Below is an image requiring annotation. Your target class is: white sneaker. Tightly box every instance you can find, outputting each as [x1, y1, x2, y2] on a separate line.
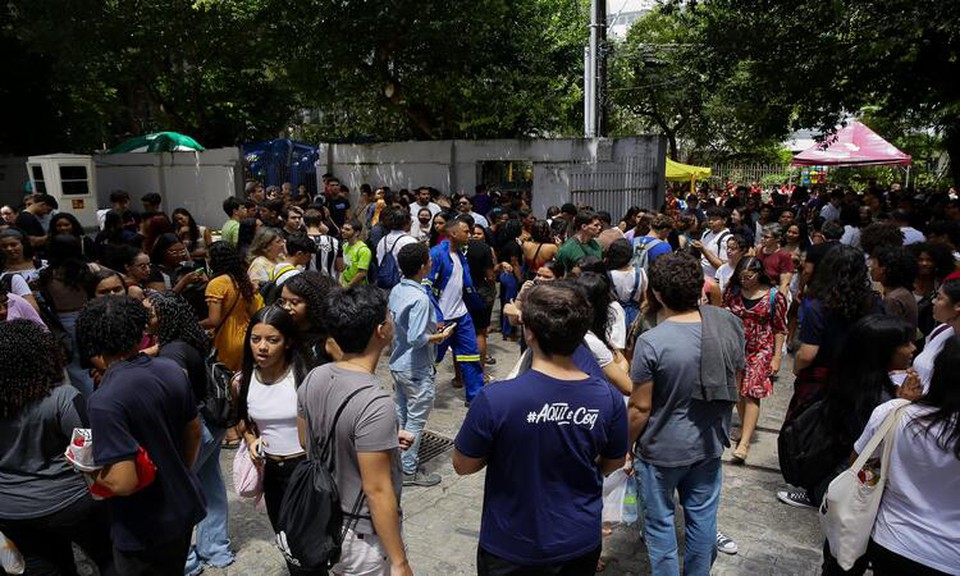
[716, 531, 738, 555]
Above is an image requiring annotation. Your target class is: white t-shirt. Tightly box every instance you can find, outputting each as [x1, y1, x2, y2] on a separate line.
[854, 400, 960, 573]
[0, 272, 32, 298]
[840, 225, 861, 248]
[700, 228, 730, 279]
[376, 231, 418, 265]
[715, 262, 735, 294]
[583, 331, 614, 368]
[608, 266, 647, 305]
[438, 254, 468, 320]
[246, 368, 303, 457]
[409, 202, 441, 239]
[607, 303, 627, 351]
[900, 226, 925, 246]
[913, 324, 954, 393]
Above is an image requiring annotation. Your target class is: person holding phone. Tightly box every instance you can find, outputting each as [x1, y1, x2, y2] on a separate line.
[389, 243, 455, 486]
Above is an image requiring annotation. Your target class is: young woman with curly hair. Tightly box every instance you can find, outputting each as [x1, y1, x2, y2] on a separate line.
[202, 241, 263, 373]
[778, 245, 880, 508]
[0, 319, 114, 575]
[277, 270, 338, 369]
[145, 292, 235, 574]
[76, 296, 205, 574]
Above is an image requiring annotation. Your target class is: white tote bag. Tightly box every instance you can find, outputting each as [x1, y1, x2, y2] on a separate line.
[819, 399, 909, 570]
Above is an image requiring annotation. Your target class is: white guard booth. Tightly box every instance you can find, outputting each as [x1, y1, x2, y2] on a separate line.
[25, 154, 99, 229]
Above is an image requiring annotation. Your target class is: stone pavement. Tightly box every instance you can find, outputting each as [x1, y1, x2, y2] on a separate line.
[201, 335, 824, 576]
[76, 332, 823, 575]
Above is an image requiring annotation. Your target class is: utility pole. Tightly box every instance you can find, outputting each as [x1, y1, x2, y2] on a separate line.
[584, 0, 607, 137]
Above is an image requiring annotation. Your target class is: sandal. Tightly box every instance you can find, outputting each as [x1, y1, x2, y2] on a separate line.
[730, 448, 748, 465]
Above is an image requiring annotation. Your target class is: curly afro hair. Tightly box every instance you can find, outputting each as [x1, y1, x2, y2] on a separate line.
[809, 244, 874, 322]
[76, 296, 149, 359]
[281, 271, 337, 333]
[0, 319, 67, 418]
[874, 246, 918, 290]
[649, 251, 703, 312]
[208, 241, 255, 299]
[859, 222, 904, 257]
[147, 292, 209, 353]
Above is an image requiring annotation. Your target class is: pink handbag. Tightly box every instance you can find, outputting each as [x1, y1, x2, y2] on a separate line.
[232, 441, 263, 500]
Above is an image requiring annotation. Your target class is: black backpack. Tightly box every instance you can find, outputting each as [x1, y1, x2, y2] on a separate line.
[375, 235, 406, 290]
[777, 399, 840, 490]
[203, 293, 241, 428]
[274, 384, 373, 571]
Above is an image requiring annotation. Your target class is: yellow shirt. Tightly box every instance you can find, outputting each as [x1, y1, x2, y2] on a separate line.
[205, 275, 263, 372]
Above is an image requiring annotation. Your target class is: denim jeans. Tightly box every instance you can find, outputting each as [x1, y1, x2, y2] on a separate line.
[184, 418, 234, 575]
[392, 365, 437, 474]
[58, 311, 94, 398]
[636, 457, 722, 576]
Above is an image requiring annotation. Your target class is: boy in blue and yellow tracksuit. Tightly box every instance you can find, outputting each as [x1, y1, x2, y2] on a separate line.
[425, 236, 484, 404]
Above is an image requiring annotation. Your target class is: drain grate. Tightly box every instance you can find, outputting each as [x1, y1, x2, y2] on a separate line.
[418, 430, 455, 463]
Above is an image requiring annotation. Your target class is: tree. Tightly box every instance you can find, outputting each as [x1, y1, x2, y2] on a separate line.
[608, 5, 789, 163]
[269, 0, 588, 140]
[2, 0, 297, 154]
[697, 0, 960, 185]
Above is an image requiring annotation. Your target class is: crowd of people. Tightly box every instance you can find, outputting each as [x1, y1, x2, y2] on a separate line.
[0, 174, 958, 576]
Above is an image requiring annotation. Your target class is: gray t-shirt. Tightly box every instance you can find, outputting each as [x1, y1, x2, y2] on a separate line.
[630, 321, 731, 467]
[297, 364, 402, 534]
[0, 384, 89, 518]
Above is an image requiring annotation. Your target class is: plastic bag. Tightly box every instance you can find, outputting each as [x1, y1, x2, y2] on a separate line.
[0, 531, 25, 575]
[233, 441, 264, 500]
[602, 469, 628, 523]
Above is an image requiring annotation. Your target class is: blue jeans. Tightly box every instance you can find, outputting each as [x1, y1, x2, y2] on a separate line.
[184, 418, 234, 575]
[636, 457, 722, 576]
[58, 311, 94, 398]
[392, 365, 437, 474]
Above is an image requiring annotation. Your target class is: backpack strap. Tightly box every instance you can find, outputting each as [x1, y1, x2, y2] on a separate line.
[317, 385, 376, 466]
[627, 264, 641, 303]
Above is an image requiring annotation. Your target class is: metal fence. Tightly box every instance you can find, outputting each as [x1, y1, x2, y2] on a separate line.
[569, 155, 661, 217]
[710, 163, 795, 185]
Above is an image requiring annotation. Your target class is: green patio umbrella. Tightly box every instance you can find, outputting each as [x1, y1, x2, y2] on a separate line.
[107, 131, 205, 154]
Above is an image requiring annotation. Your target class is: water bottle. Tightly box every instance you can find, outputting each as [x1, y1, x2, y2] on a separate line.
[622, 476, 639, 525]
[0, 530, 25, 575]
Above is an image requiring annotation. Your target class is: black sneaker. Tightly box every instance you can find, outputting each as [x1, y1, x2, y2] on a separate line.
[777, 489, 815, 508]
[403, 470, 441, 487]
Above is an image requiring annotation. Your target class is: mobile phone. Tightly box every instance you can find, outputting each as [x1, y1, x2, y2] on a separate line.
[444, 322, 457, 332]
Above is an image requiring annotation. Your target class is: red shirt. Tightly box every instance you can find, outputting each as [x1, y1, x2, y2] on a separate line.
[756, 248, 795, 284]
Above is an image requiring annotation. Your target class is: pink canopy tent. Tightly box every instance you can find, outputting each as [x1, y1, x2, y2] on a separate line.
[791, 121, 911, 167]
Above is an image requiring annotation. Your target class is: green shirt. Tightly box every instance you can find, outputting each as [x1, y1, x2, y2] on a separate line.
[221, 219, 240, 246]
[341, 241, 372, 286]
[556, 236, 601, 273]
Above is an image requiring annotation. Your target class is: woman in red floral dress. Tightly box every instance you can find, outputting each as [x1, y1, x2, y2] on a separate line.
[722, 256, 788, 463]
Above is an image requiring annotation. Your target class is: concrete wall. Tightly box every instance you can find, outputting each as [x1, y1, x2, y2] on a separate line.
[0, 156, 29, 208]
[94, 147, 242, 230]
[318, 137, 665, 218]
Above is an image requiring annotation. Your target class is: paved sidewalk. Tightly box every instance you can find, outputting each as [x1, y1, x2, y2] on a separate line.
[77, 334, 823, 575]
[203, 337, 823, 575]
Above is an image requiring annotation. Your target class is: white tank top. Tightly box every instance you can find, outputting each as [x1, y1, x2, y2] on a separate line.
[246, 367, 303, 457]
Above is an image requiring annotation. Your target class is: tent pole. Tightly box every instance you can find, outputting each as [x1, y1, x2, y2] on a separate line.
[905, 166, 911, 189]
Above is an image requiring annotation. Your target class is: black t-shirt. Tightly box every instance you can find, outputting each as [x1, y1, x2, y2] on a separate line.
[87, 354, 206, 551]
[329, 196, 351, 227]
[466, 239, 494, 288]
[159, 340, 206, 404]
[15, 212, 45, 238]
[804, 241, 840, 268]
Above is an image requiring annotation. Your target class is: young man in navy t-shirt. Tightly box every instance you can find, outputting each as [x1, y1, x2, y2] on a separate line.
[454, 281, 628, 574]
[77, 296, 205, 575]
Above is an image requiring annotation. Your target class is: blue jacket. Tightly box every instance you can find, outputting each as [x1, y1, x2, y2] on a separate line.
[425, 240, 482, 320]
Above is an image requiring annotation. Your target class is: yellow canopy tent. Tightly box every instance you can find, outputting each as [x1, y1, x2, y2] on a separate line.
[665, 158, 712, 194]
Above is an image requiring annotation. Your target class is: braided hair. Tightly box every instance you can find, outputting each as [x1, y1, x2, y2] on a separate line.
[0, 319, 67, 418]
[208, 241, 255, 299]
[147, 292, 209, 353]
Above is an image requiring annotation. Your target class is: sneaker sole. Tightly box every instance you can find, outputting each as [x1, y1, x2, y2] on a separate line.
[776, 493, 814, 508]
